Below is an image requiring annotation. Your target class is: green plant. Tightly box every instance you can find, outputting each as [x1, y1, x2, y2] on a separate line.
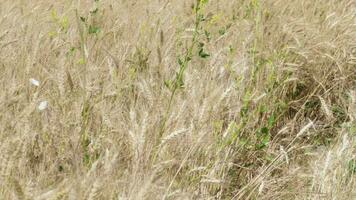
[159, 0, 209, 140]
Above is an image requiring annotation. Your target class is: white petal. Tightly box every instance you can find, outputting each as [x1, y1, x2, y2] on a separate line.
[30, 78, 40, 86]
[38, 101, 48, 111]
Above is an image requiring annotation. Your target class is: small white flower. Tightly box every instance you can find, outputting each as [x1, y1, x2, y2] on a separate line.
[30, 78, 40, 86]
[38, 101, 48, 111]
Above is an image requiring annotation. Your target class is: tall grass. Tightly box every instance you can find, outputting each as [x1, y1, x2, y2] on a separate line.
[0, 0, 355, 199]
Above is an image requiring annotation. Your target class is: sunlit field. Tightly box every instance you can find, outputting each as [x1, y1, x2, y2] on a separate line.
[0, 0, 355, 199]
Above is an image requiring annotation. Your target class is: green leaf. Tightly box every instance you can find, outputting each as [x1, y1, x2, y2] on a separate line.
[60, 17, 69, 30]
[186, 55, 192, 62]
[204, 30, 211, 41]
[177, 57, 183, 66]
[268, 114, 275, 128]
[88, 25, 100, 34]
[260, 127, 269, 135]
[198, 48, 210, 58]
[240, 107, 248, 117]
[198, 14, 205, 21]
[256, 134, 270, 150]
[198, 43, 210, 58]
[349, 159, 356, 173]
[175, 73, 184, 88]
[200, 0, 208, 4]
[83, 153, 91, 165]
[164, 80, 173, 90]
[50, 9, 58, 22]
[90, 8, 99, 14]
[218, 28, 226, 35]
[262, 134, 270, 144]
[77, 58, 85, 64]
[229, 45, 234, 53]
[66, 47, 76, 57]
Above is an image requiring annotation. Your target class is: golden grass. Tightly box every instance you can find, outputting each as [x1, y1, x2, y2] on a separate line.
[0, 0, 355, 199]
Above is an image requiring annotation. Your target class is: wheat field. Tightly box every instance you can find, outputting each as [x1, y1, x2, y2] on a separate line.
[0, 0, 355, 199]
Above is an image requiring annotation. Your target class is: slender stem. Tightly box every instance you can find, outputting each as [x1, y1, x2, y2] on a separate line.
[75, 9, 87, 89]
[153, 1, 204, 163]
[158, 0, 202, 139]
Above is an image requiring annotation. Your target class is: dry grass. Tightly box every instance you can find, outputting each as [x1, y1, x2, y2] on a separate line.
[0, 0, 355, 199]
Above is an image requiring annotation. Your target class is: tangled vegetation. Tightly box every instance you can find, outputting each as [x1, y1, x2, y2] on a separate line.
[0, 0, 355, 199]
